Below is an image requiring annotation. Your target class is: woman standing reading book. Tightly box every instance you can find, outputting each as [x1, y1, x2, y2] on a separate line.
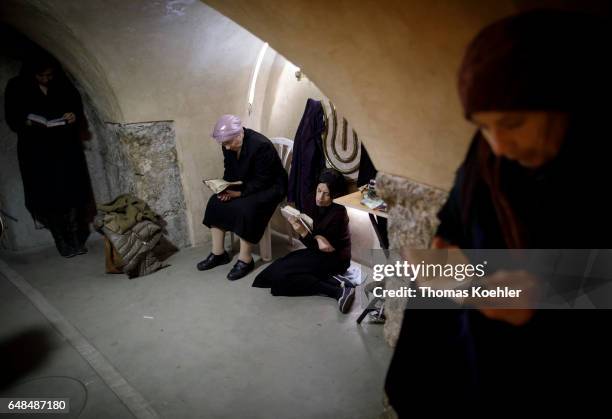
[253, 169, 355, 314]
[4, 52, 93, 257]
[199, 114, 287, 280]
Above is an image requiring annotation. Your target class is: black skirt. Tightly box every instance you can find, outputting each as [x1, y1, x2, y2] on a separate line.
[18, 129, 92, 213]
[252, 248, 347, 296]
[203, 188, 281, 244]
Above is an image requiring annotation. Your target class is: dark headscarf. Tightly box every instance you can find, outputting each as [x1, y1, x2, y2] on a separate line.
[318, 168, 346, 199]
[20, 51, 61, 79]
[458, 9, 610, 118]
[456, 9, 611, 247]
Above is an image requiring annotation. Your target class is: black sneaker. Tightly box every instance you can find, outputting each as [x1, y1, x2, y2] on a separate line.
[333, 276, 355, 289]
[197, 251, 230, 271]
[338, 286, 356, 314]
[227, 259, 255, 281]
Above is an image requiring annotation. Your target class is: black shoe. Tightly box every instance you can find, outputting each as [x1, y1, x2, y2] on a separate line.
[227, 259, 255, 281]
[71, 234, 88, 255]
[197, 251, 231, 271]
[52, 234, 77, 258]
[338, 286, 356, 314]
[64, 228, 90, 256]
[58, 246, 78, 258]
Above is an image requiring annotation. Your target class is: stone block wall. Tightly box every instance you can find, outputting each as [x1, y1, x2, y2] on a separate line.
[375, 172, 448, 347]
[106, 121, 189, 248]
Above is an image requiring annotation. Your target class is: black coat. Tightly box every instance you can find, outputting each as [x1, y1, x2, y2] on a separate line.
[386, 122, 612, 415]
[4, 75, 93, 222]
[203, 128, 287, 243]
[252, 203, 351, 295]
[287, 99, 326, 218]
[300, 203, 351, 266]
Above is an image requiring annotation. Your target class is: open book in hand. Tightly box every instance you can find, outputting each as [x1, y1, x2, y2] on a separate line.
[203, 179, 243, 194]
[281, 205, 313, 234]
[27, 113, 66, 128]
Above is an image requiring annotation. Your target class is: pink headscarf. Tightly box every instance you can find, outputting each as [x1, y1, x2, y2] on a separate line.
[212, 114, 243, 143]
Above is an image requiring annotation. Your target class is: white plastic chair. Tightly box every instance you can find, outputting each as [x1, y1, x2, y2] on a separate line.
[230, 137, 294, 262]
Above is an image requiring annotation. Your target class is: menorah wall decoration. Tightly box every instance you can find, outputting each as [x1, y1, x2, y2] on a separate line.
[321, 101, 361, 177]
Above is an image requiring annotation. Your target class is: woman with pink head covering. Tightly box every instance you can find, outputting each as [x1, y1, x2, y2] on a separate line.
[198, 115, 287, 280]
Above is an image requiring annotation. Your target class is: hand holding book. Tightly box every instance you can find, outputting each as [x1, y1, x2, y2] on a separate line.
[287, 215, 308, 236]
[203, 179, 243, 194]
[218, 189, 241, 202]
[63, 112, 77, 124]
[26, 113, 67, 128]
[281, 205, 313, 235]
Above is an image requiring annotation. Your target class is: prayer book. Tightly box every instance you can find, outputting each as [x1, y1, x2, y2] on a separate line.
[203, 179, 243, 194]
[27, 113, 66, 128]
[281, 205, 313, 234]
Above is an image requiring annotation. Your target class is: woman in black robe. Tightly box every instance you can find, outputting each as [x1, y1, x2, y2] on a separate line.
[199, 114, 287, 280]
[253, 169, 356, 313]
[4, 53, 94, 257]
[385, 10, 612, 416]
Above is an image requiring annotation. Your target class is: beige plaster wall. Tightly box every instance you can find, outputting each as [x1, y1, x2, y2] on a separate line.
[260, 53, 326, 140]
[203, 0, 515, 190]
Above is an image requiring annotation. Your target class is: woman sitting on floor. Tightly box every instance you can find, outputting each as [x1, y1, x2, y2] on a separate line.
[252, 169, 355, 313]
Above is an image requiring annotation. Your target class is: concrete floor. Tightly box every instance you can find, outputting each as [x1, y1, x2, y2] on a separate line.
[0, 235, 391, 419]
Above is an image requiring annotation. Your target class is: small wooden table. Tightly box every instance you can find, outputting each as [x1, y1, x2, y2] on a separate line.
[333, 191, 388, 219]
